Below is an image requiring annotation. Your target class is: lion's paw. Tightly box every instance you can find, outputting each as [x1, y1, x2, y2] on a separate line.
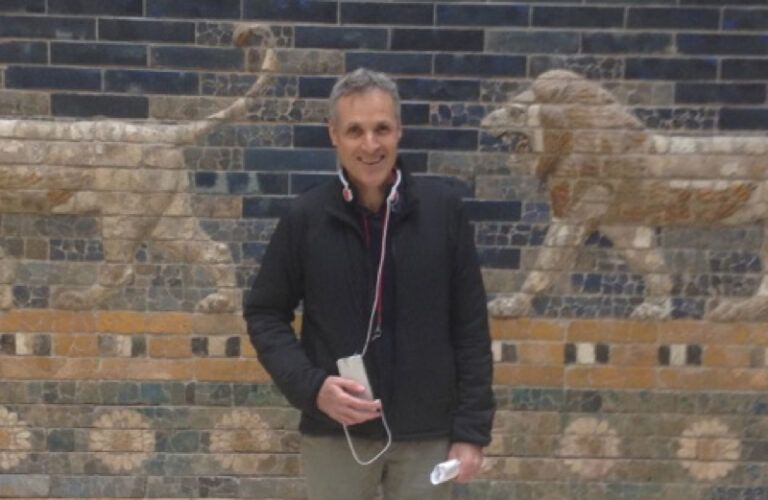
[52, 289, 98, 310]
[196, 292, 237, 314]
[488, 293, 533, 317]
[630, 299, 672, 320]
[706, 297, 768, 322]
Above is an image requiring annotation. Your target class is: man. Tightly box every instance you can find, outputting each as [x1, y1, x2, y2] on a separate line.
[243, 68, 494, 499]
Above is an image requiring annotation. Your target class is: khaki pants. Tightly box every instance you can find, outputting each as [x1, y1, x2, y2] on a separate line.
[301, 435, 452, 500]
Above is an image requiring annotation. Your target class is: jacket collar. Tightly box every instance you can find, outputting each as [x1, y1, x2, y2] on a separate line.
[325, 158, 419, 230]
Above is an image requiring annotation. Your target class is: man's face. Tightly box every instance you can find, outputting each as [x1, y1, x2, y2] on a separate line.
[329, 89, 402, 194]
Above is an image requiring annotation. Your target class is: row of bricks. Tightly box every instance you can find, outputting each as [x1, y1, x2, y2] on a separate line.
[2, 5, 768, 33]
[6, 64, 768, 96]
[1, 330, 764, 369]
[0, 354, 766, 389]
[9, 91, 768, 129]
[1, 330, 766, 380]
[4, 41, 768, 80]
[3, 310, 768, 343]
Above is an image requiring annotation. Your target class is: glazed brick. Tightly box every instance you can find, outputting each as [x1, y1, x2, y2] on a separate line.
[678, 34, 768, 55]
[147, 0, 240, 19]
[12, 285, 49, 308]
[50, 477, 145, 498]
[0, 0, 44, 13]
[581, 33, 673, 54]
[436, 4, 528, 27]
[243, 242, 267, 260]
[293, 125, 331, 148]
[532, 7, 624, 28]
[194, 172, 288, 195]
[401, 103, 430, 126]
[199, 477, 239, 498]
[464, 200, 522, 222]
[400, 128, 478, 151]
[105, 69, 199, 95]
[625, 58, 717, 80]
[51, 42, 146, 67]
[99, 19, 195, 43]
[295, 27, 388, 50]
[0, 15, 94, 40]
[724, 8, 768, 30]
[346, 52, 431, 75]
[298, 77, 334, 99]
[244, 0, 337, 24]
[0, 475, 49, 498]
[47, 428, 75, 452]
[627, 7, 720, 29]
[720, 109, 768, 130]
[676, 83, 766, 104]
[48, 0, 142, 15]
[290, 172, 334, 194]
[50, 239, 103, 262]
[397, 78, 479, 101]
[205, 124, 292, 148]
[478, 247, 521, 269]
[435, 54, 526, 77]
[5, 66, 101, 91]
[155, 430, 206, 452]
[391, 29, 484, 52]
[486, 31, 579, 55]
[52, 93, 149, 118]
[341, 3, 433, 26]
[244, 148, 336, 171]
[400, 152, 428, 172]
[151, 46, 243, 71]
[722, 59, 768, 80]
[242, 196, 294, 218]
[0, 41, 47, 64]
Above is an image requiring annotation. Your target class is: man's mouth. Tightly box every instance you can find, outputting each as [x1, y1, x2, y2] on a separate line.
[358, 156, 385, 165]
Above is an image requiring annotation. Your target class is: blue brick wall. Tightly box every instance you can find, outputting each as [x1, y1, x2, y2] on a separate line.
[0, 0, 766, 319]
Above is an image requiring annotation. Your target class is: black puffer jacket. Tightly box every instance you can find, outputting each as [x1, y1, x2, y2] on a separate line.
[243, 169, 495, 446]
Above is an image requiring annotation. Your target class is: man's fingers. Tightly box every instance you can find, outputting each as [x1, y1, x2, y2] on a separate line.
[332, 376, 366, 395]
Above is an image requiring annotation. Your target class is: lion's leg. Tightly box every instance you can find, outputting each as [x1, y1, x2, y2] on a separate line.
[599, 225, 673, 320]
[489, 184, 613, 317]
[706, 236, 768, 322]
[149, 220, 238, 314]
[489, 220, 593, 317]
[52, 216, 153, 310]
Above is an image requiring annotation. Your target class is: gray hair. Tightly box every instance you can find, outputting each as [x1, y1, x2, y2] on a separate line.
[329, 68, 401, 124]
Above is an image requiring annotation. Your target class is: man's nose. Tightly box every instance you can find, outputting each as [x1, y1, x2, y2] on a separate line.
[362, 132, 380, 150]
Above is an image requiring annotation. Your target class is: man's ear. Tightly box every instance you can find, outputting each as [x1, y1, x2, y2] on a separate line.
[328, 122, 338, 147]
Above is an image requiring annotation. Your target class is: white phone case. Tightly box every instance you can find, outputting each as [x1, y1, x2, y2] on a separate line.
[337, 354, 374, 400]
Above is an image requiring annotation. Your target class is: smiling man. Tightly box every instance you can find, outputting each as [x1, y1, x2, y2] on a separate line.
[244, 68, 495, 499]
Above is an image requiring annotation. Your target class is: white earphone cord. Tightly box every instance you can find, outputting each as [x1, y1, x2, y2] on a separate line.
[342, 169, 401, 466]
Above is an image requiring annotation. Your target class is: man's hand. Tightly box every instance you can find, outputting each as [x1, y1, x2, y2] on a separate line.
[316, 376, 382, 426]
[448, 442, 484, 483]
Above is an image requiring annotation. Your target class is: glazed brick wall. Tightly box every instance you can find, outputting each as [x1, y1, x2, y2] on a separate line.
[1, 1, 768, 499]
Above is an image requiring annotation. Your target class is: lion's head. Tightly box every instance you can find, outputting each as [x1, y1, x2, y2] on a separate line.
[481, 70, 652, 182]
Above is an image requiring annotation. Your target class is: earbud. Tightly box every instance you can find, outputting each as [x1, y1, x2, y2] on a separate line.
[387, 169, 402, 206]
[338, 169, 354, 202]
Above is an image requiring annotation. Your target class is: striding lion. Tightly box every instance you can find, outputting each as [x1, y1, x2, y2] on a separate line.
[0, 24, 278, 313]
[482, 70, 768, 321]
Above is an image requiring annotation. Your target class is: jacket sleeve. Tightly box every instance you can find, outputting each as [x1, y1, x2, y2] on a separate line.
[449, 196, 496, 446]
[242, 206, 327, 415]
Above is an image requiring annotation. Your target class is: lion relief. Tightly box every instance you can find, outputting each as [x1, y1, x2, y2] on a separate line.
[0, 24, 277, 313]
[482, 70, 768, 321]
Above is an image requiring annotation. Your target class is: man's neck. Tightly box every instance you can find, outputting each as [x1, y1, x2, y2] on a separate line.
[358, 186, 387, 212]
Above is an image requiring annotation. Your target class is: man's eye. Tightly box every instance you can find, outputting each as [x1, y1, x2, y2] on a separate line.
[346, 128, 362, 137]
[376, 126, 391, 134]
